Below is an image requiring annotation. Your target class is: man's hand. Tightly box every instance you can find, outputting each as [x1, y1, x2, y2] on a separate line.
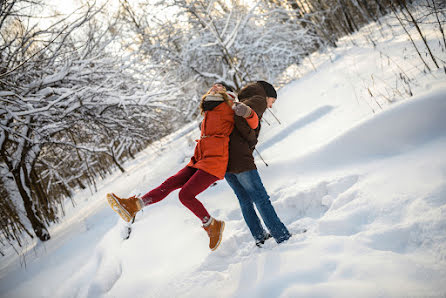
[232, 102, 252, 118]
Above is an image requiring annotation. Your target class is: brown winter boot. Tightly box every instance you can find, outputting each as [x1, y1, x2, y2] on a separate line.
[107, 193, 143, 222]
[203, 218, 225, 251]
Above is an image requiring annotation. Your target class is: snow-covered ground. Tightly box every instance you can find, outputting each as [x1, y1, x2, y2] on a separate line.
[1, 10, 446, 298]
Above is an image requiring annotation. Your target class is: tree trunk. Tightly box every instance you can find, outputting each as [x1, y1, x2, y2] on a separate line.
[13, 168, 50, 241]
[400, 0, 440, 69]
[374, 0, 388, 15]
[339, 0, 358, 34]
[77, 178, 87, 189]
[30, 169, 57, 223]
[127, 148, 135, 159]
[389, 1, 432, 71]
[110, 148, 126, 173]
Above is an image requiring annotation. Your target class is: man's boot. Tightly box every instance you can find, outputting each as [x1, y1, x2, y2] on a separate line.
[256, 232, 272, 247]
[107, 193, 143, 222]
[203, 217, 225, 251]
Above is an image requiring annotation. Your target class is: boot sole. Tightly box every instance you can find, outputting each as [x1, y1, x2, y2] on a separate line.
[211, 221, 225, 251]
[107, 193, 132, 222]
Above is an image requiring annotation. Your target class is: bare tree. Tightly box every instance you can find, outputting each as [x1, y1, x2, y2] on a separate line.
[117, 0, 320, 91]
[0, 0, 184, 248]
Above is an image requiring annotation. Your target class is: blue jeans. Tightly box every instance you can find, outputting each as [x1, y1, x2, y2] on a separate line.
[225, 170, 291, 244]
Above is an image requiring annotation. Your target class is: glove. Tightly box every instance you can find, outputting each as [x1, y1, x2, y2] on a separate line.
[232, 102, 252, 118]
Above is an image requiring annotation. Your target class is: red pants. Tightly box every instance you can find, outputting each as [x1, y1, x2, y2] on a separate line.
[141, 166, 219, 223]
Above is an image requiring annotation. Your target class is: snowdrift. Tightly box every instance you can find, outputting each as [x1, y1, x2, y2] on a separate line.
[276, 86, 446, 173]
[50, 85, 446, 298]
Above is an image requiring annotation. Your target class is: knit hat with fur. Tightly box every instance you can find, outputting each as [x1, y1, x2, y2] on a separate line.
[257, 81, 277, 98]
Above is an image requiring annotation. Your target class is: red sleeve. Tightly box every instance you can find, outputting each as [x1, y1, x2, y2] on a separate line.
[245, 110, 259, 129]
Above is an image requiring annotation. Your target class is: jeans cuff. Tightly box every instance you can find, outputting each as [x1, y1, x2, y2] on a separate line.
[275, 233, 291, 244]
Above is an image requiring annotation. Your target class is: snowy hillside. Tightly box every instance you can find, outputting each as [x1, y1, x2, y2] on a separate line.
[1, 11, 446, 298]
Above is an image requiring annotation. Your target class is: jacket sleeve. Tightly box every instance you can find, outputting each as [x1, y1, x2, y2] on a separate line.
[233, 95, 267, 148]
[245, 110, 258, 129]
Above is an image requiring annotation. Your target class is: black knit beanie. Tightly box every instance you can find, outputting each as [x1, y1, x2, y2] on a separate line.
[257, 81, 277, 98]
[215, 81, 234, 92]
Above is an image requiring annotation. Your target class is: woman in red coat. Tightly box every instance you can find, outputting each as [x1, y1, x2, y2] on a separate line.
[107, 82, 258, 251]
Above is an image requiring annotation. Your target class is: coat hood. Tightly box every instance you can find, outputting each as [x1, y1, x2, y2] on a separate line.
[238, 83, 267, 102]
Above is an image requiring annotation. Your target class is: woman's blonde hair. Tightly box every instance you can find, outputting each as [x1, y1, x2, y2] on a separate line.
[199, 90, 233, 115]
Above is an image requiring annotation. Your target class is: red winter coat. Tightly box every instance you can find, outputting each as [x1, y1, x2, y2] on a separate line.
[188, 100, 235, 179]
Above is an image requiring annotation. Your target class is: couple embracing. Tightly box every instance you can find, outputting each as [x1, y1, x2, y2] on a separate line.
[107, 81, 291, 251]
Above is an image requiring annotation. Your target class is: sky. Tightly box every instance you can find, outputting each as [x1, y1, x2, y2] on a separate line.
[34, 0, 260, 28]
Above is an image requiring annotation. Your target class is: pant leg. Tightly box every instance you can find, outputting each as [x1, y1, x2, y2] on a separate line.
[141, 166, 196, 205]
[237, 169, 291, 243]
[225, 173, 267, 241]
[178, 169, 219, 223]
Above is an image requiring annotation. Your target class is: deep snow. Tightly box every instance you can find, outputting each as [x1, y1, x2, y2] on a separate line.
[1, 9, 446, 298]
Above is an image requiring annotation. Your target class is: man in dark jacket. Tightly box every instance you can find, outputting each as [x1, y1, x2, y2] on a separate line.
[225, 81, 291, 246]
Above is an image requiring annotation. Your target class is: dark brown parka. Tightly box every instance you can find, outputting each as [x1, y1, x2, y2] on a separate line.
[226, 82, 268, 173]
